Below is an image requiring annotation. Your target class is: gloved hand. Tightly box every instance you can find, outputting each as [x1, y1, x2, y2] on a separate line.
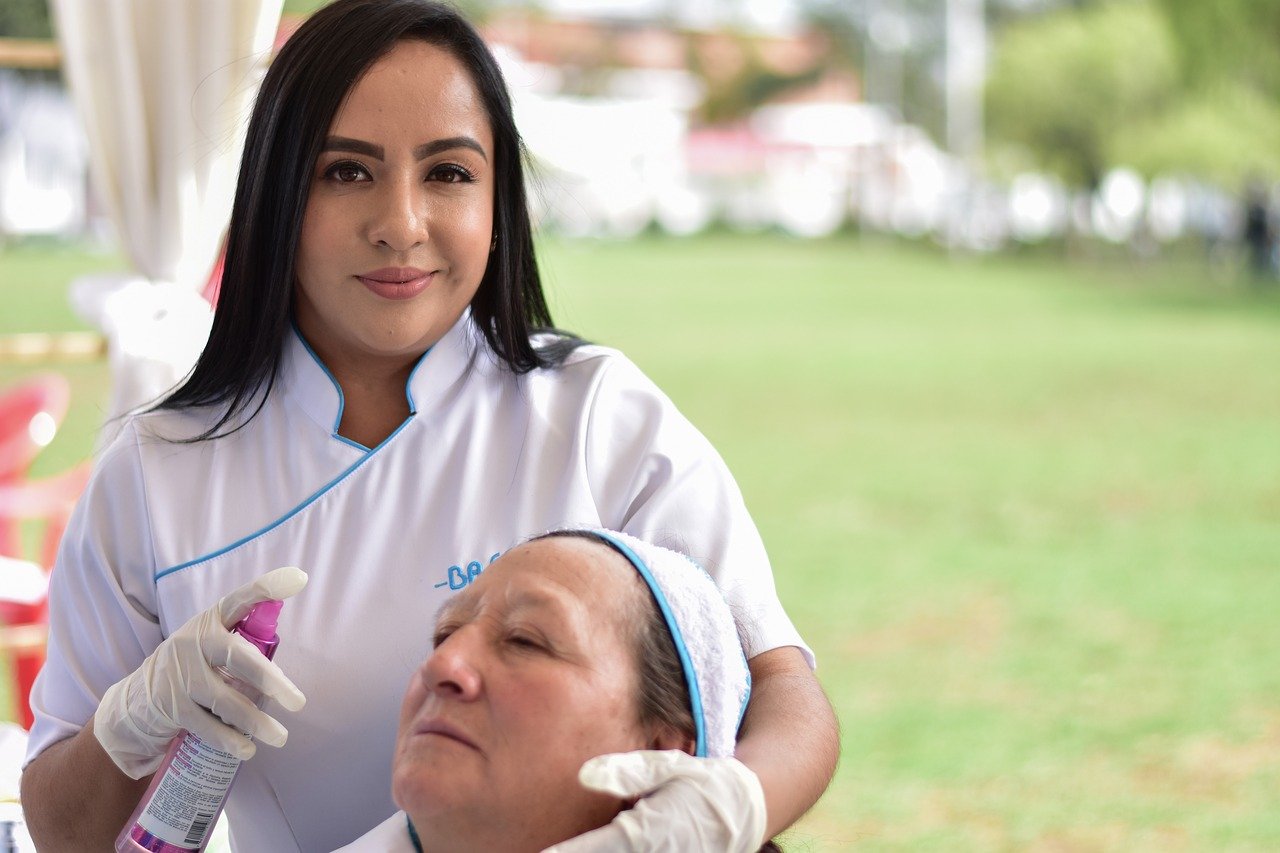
[94, 566, 308, 778]
[543, 750, 767, 853]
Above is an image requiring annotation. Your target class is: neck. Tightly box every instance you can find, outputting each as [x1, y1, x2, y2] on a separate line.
[406, 815, 424, 853]
[297, 337, 420, 447]
[330, 358, 415, 447]
[408, 808, 615, 853]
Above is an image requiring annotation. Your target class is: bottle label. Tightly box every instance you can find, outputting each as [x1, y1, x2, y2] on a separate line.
[135, 734, 241, 849]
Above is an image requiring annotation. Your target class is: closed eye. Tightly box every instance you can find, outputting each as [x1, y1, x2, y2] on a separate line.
[506, 633, 545, 651]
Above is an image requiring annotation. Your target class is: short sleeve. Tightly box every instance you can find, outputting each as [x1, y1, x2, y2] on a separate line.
[24, 420, 164, 767]
[582, 355, 814, 667]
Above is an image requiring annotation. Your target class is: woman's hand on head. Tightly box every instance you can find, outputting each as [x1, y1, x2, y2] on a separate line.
[541, 750, 766, 853]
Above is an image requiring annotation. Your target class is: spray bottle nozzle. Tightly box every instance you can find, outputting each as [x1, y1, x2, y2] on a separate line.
[237, 599, 283, 644]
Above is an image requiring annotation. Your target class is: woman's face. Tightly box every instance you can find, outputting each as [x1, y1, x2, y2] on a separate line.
[294, 39, 494, 375]
[392, 538, 652, 851]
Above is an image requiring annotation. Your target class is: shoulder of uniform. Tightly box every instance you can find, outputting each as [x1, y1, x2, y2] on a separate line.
[127, 405, 224, 444]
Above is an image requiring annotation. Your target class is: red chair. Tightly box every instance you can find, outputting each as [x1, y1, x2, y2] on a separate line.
[0, 373, 70, 481]
[0, 373, 81, 728]
[0, 374, 71, 561]
[0, 464, 92, 729]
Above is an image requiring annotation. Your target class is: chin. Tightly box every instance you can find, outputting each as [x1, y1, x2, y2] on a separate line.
[398, 783, 625, 852]
[392, 761, 452, 819]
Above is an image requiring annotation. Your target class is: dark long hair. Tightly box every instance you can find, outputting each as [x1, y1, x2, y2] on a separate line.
[159, 0, 577, 435]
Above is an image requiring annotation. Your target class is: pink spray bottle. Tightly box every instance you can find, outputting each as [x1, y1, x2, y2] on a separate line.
[115, 600, 287, 852]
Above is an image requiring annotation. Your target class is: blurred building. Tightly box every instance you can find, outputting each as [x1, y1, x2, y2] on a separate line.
[483, 7, 883, 238]
[1, 7, 1257, 251]
[0, 72, 89, 239]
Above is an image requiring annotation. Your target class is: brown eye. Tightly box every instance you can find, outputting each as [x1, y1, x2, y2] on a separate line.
[430, 164, 477, 184]
[325, 161, 371, 183]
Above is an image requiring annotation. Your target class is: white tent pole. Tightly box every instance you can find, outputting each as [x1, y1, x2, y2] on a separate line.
[945, 0, 985, 167]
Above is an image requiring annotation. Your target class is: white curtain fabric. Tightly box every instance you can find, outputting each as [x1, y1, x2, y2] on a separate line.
[50, 0, 283, 443]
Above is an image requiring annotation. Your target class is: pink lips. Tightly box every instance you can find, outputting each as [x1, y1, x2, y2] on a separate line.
[415, 718, 480, 752]
[356, 267, 435, 300]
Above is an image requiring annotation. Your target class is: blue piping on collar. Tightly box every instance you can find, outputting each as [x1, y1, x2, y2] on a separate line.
[154, 404, 415, 580]
[290, 321, 432, 450]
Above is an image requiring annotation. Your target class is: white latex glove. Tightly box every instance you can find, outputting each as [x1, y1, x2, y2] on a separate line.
[543, 750, 767, 853]
[94, 567, 308, 778]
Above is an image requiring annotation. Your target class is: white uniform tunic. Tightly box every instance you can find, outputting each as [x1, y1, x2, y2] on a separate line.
[26, 313, 811, 852]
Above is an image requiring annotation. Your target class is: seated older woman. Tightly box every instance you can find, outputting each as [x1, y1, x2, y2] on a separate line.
[336, 529, 759, 852]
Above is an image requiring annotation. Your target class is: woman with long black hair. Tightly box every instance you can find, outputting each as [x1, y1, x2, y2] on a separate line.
[20, 2, 837, 850]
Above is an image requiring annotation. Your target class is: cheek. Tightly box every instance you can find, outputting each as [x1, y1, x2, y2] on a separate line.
[295, 202, 333, 279]
[307, 196, 350, 234]
[470, 198, 494, 237]
[538, 678, 646, 754]
[397, 671, 429, 735]
[437, 192, 492, 248]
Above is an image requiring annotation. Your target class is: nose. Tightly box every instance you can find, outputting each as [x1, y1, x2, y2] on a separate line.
[421, 630, 481, 700]
[368, 174, 428, 253]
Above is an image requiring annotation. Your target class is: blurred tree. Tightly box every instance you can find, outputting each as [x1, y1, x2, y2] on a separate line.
[1111, 83, 1280, 185]
[1144, 0, 1280, 183]
[0, 0, 57, 84]
[801, 0, 1081, 142]
[984, 0, 1177, 189]
[0, 0, 53, 38]
[691, 33, 823, 124]
[1154, 0, 1280, 96]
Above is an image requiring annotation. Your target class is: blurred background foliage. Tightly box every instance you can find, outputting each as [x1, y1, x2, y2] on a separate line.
[985, 0, 1280, 188]
[0, 0, 48, 38]
[5, 0, 1276, 190]
[800, 0, 1280, 188]
[985, 1, 1180, 190]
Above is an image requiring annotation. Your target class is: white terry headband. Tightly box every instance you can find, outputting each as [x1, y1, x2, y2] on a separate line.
[577, 529, 751, 759]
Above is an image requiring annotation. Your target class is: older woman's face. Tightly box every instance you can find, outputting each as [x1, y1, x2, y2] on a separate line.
[392, 538, 649, 850]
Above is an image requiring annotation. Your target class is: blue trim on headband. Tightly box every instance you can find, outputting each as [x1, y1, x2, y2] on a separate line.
[589, 531, 707, 758]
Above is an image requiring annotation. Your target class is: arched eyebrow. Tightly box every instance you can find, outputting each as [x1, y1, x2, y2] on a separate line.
[321, 135, 488, 162]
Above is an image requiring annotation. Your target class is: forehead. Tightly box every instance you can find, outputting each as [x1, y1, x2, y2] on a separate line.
[330, 39, 492, 144]
[439, 537, 640, 622]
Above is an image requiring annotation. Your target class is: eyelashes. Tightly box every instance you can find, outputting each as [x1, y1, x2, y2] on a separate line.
[320, 159, 478, 184]
[428, 626, 550, 653]
[504, 633, 546, 652]
[432, 163, 478, 183]
[323, 160, 371, 183]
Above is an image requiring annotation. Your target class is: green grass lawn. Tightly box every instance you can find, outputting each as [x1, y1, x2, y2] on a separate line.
[0, 240, 123, 479]
[3, 234, 1279, 849]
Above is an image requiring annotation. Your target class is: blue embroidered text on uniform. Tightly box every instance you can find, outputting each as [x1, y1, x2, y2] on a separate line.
[434, 552, 501, 590]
